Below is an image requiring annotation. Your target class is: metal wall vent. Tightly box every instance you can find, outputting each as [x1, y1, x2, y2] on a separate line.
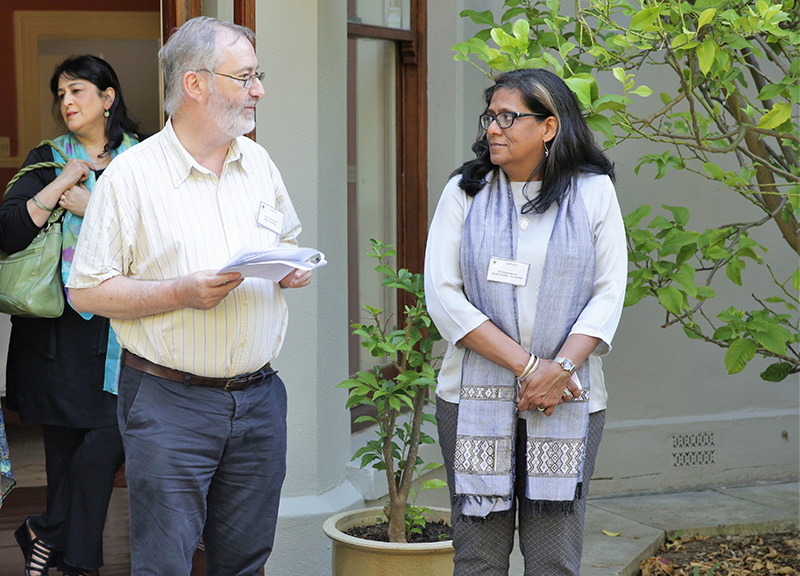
[671, 432, 715, 468]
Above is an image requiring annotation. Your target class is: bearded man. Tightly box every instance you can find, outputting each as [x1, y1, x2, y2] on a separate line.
[67, 17, 310, 575]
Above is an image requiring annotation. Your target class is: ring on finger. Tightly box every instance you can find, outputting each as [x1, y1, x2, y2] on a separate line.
[562, 387, 571, 397]
[536, 406, 545, 412]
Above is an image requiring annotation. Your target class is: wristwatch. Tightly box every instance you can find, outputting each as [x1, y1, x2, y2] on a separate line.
[554, 356, 576, 374]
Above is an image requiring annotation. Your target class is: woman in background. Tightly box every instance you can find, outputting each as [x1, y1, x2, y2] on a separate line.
[425, 68, 626, 575]
[0, 55, 142, 576]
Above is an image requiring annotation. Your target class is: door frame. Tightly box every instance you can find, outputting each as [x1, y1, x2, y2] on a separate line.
[163, 0, 255, 41]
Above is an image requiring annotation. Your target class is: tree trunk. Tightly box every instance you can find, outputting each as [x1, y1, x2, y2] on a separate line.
[385, 497, 407, 543]
[726, 92, 800, 255]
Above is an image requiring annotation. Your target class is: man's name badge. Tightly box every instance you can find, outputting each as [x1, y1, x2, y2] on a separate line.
[487, 257, 529, 286]
[257, 202, 284, 234]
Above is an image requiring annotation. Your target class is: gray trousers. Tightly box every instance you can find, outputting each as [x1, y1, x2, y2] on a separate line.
[118, 365, 288, 576]
[437, 397, 605, 576]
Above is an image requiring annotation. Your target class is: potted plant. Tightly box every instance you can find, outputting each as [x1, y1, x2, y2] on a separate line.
[323, 240, 453, 575]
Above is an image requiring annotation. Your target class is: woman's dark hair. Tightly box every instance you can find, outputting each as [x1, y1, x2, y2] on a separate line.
[50, 55, 143, 156]
[456, 68, 614, 213]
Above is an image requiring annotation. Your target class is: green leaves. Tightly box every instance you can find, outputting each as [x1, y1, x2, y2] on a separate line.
[725, 339, 758, 374]
[587, 114, 615, 145]
[697, 39, 716, 75]
[697, 8, 717, 30]
[636, 152, 685, 179]
[630, 6, 661, 31]
[702, 162, 725, 181]
[459, 9, 497, 27]
[623, 199, 795, 379]
[757, 83, 785, 101]
[624, 204, 652, 228]
[761, 362, 793, 382]
[757, 102, 792, 130]
[664, 205, 691, 228]
[658, 286, 686, 314]
[565, 74, 598, 110]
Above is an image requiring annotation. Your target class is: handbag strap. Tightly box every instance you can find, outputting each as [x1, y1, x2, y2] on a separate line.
[4, 140, 70, 222]
[4, 139, 71, 197]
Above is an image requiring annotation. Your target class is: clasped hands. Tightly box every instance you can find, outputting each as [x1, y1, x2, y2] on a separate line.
[517, 358, 581, 416]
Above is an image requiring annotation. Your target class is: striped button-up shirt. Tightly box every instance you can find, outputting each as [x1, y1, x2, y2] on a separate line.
[67, 120, 301, 378]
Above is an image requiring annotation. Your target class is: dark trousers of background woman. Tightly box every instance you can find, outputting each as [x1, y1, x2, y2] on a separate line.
[30, 423, 124, 572]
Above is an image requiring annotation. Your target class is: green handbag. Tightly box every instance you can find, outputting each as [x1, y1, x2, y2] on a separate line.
[0, 140, 68, 318]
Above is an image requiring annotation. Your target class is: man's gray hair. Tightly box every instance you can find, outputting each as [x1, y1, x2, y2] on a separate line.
[159, 16, 256, 117]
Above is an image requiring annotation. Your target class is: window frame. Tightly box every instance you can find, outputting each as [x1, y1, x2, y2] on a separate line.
[164, 0, 256, 38]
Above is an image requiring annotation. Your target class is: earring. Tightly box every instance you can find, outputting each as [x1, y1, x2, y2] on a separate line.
[104, 110, 110, 118]
[543, 139, 550, 158]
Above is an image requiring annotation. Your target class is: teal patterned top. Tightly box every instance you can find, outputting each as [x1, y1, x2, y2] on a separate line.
[0, 407, 15, 506]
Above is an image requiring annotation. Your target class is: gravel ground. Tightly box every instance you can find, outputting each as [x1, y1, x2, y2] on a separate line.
[639, 530, 799, 576]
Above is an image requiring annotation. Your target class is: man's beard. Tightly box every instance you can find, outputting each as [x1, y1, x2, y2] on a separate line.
[208, 82, 256, 138]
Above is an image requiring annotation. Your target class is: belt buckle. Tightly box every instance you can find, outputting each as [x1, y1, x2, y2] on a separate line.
[223, 377, 244, 392]
[223, 371, 258, 392]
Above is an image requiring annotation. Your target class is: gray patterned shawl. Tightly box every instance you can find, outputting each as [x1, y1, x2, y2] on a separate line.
[455, 172, 595, 518]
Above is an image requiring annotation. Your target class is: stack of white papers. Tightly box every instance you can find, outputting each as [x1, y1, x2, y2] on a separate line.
[218, 246, 327, 282]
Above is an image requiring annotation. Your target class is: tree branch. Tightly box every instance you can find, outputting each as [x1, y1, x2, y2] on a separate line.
[753, 34, 791, 77]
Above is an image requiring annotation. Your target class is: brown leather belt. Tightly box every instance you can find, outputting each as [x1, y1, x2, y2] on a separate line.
[122, 351, 272, 392]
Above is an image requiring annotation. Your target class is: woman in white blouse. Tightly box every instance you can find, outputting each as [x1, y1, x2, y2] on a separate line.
[424, 69, 627, 575]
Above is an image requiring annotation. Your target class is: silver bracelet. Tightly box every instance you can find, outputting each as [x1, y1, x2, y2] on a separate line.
[517, 354, 539, 382]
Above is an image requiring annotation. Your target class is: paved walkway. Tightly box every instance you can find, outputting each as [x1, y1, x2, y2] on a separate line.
[507, 480, 799, 575]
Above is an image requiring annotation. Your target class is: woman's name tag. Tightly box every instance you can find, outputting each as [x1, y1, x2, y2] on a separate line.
[487, 257, 529, 286]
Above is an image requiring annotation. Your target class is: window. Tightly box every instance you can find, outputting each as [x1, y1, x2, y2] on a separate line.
[350, 0, 411, 30]
[347, 36, 399, 372]
[347, 0, 428, 377]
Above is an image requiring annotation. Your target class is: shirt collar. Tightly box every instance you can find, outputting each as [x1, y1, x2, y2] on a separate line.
[163, 119, 250, 187]
[227, 137, 250, 172]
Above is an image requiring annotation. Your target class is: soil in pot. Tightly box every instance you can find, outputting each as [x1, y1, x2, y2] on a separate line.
[346, 520, 453, 543]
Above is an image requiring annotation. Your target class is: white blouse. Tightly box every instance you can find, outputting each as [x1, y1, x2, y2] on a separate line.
[424, 173, 627, 413]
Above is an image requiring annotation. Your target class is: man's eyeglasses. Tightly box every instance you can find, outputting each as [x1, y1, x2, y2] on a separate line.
[479, 111, 548, 130]
[198, 69, 265, 89]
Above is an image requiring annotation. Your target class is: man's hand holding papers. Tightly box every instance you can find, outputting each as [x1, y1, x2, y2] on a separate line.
[218, 246, 327, 283]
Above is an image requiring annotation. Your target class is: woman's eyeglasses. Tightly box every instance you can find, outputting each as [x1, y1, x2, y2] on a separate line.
[479, 111, 548, 130]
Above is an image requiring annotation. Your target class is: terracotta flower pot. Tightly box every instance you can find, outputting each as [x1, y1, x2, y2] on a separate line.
[323, 507, 454, 576]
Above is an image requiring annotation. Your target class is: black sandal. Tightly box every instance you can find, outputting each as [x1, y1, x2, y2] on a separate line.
[13, 517, 54, 576]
